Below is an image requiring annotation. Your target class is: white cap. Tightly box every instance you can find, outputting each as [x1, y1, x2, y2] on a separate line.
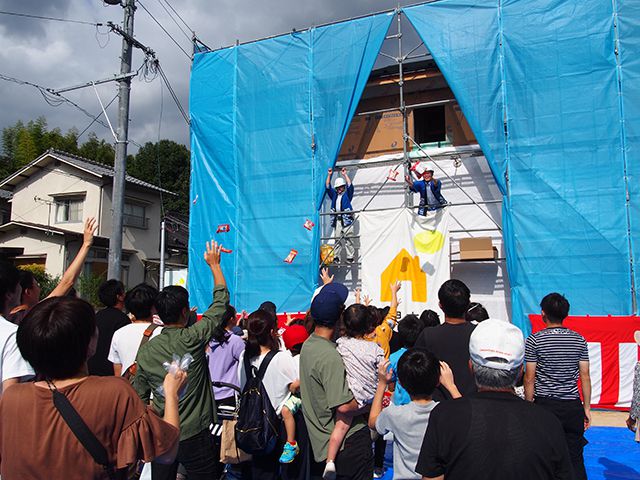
[469, 319, 525, 371]
[334, 177, 346, 189]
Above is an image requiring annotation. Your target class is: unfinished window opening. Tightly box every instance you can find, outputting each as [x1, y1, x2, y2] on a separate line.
[413, 105, 446, 145]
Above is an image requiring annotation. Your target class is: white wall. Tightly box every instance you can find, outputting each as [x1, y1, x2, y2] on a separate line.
[10, 161, 102, 231]
[0, 229, 65, 276]
[326, 146, 511, 322]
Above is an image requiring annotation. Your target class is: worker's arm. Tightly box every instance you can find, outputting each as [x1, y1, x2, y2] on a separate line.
[47, 217, 97, 298]
[326, 168, 333, 190]
[341, 167, 352, 187]
[113, 363, 123, 377]
[579, 360, 591, 430]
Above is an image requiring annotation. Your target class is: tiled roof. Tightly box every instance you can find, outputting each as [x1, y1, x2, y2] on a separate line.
[0, 149, 176, 195]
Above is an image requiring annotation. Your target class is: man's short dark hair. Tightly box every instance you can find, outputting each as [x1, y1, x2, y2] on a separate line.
[0, 261, 20, 313]
[540, 293, 570, 323]
[465, 302, 489, 323]
[438, 279, 471, 318]
[18, 271, 36, 298]
[397, 348, 439, 397]
[98, 279, 125, 308]
[419, 309, 440, 328]
[17, 297, 96, 380]
[155, 285, 189, 325]
[125, 283, 158, 319]
[398, 314, 424, 349]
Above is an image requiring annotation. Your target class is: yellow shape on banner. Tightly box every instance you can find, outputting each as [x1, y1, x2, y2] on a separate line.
[380, 248, 427, 302]
[414, 230, 445, 254]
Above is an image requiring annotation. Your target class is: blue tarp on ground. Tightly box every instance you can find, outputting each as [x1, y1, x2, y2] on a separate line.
[189, 13, 393, 312]
[405, 0, 640, 332]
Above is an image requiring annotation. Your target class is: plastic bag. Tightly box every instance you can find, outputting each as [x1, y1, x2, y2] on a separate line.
[155, 353, 194, 399]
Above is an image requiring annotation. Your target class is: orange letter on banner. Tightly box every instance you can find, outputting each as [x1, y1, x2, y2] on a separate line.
[380, 249, 427, 302]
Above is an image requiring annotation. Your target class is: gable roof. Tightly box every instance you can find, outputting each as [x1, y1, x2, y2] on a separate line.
[0, 149, 176, 195]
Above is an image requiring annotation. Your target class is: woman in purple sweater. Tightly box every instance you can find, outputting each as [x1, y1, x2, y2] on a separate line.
[208, 305, 245, 406]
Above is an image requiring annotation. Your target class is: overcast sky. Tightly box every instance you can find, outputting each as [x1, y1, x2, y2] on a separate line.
[0, 0, 422, 153]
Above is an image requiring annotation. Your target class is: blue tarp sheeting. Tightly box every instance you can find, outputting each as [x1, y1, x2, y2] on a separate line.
[189, 13, 393, 312]
[405, 0, 640, 332]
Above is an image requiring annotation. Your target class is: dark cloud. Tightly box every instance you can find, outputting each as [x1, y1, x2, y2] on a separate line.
[0, 0, 74, 37]
[0, 0, 423, 151]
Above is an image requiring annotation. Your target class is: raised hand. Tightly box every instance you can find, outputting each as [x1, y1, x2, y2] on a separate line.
[83, 217, 98, 246]
[204, 240, 222, 267]
[378, 360, 393, 384]
[320, 267, 334, 285]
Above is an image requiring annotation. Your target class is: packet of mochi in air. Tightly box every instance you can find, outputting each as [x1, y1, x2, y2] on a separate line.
[387, 169, 399, 181]
[217, 224, 230, 233]
[284, 249, 298, 263]
[303, 219, 315, 230]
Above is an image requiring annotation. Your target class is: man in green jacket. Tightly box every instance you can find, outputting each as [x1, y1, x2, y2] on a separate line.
[133, 240, 228, 480]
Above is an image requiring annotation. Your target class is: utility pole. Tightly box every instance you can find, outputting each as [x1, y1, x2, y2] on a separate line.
[108, 0, 135, 281]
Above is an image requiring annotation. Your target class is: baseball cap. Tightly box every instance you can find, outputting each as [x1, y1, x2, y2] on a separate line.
[282, 324, 310, 350]
[469, 319, 525, 370]
[310, 283, 348, 327]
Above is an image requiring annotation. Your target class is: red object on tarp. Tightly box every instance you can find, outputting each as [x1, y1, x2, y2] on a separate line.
[217, 224, 230, 233]
[528, 314, 640, 410]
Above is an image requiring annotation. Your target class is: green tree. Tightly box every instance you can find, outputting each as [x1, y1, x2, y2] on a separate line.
[14, 128, 38, 168]
[78, 133, 115, 166]
[129, 140, 190, 215]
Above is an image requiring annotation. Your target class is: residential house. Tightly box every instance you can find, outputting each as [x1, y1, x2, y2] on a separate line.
[0, 149, 184, 287]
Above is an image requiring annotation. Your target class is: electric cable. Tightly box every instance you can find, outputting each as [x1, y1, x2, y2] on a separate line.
[154, 0, 191, 42]
[155, 61, 189, 126]
[0, 10, 101, 26]
[136, 0, 191, 59]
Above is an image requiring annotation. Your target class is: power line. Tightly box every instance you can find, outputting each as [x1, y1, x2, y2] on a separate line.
[160, 0, 193, 37]
[0, 10, 101, 26]
[136, 0, 191, 59]
[155, 61, 189, 126]
[0, 73, 142, 149]
[154, 0, 191, 42]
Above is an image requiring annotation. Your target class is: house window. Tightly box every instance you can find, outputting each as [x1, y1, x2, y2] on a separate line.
[414, 105, 447, 144]
[123, 202, 148, 229]
[56, 198, 83, 223]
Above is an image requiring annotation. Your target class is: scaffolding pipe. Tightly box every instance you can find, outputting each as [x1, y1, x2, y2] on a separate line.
[318, 199, 502, 216]
[357, 98, 456, 117]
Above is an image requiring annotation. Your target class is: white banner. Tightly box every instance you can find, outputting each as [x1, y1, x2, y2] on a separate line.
[359, 207, 451, 317]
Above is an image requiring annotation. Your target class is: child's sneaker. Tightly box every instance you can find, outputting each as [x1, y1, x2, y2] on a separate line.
[323, 461, 336, 480]
[279, 441, 299, 464]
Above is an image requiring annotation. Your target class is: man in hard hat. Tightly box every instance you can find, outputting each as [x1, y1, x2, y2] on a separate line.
[405, 162, 447, 215]
[325, 167, 355, 264]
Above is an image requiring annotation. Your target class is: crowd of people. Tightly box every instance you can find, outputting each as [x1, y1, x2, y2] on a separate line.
[0, 219, 636, 479]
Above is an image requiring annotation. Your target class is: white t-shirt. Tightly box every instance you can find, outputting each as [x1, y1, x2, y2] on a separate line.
[0, 315, 34, 392]
[108, 322, 164, 375]
[238, 349, 297, 415]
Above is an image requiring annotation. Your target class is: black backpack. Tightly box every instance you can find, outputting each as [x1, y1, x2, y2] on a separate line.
[235, 350, 279, 455]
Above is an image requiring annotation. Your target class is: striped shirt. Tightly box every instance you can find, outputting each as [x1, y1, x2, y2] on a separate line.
[524, 327, 589, 400]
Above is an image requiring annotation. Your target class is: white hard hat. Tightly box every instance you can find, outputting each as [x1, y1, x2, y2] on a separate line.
[334, 177, 346, 189]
